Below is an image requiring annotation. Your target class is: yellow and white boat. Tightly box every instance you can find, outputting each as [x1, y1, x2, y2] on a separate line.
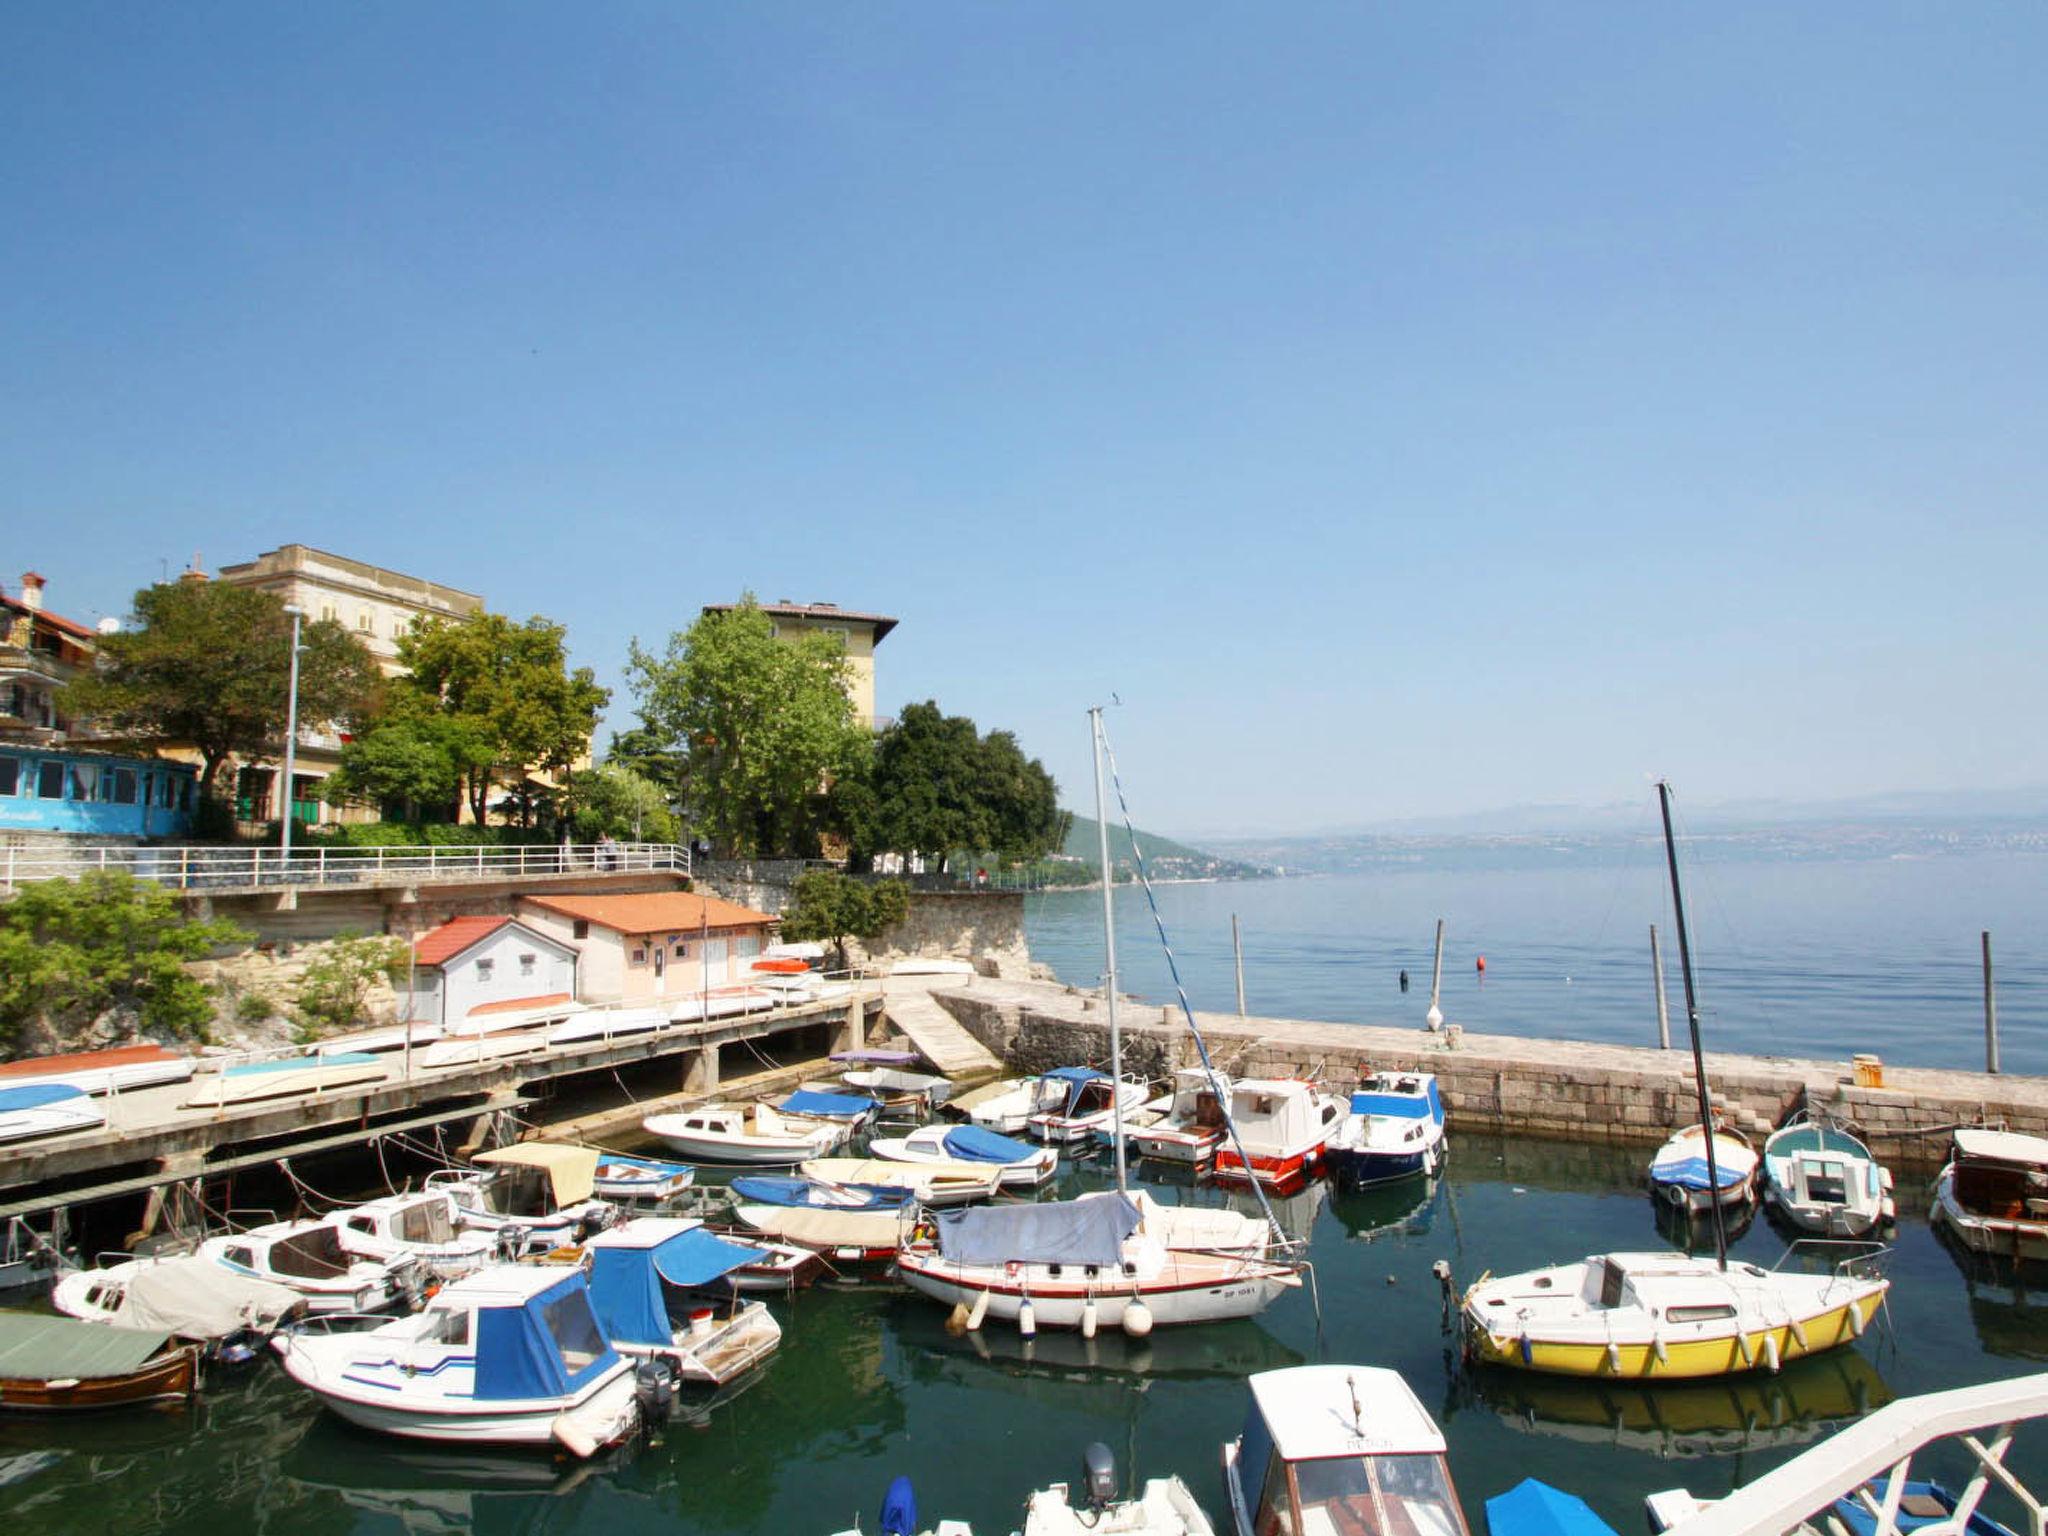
[1461, 1248, 1888, 1380]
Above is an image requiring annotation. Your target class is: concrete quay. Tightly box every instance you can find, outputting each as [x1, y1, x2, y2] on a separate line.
[922, 975, 2042, 1171]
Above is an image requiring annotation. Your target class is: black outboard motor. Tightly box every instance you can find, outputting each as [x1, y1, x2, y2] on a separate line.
[1081, 1442, 1118, 1512]
[496, 1224, 530, 1261]
[633, 1360, 676, 1424]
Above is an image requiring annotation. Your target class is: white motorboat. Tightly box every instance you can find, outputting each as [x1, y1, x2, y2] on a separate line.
[546, 1005, 670, 1048]
[962, 1075, 1067, 1135]
[198, 1219, 419, 1314]
[643, 1102, 850, 1165]
[312, 1023, 442, 1058]
[1932, 1128, 2048, 1261]
[1210, 1078, 1343, 1189]
[1025, 1068, 1151, 1144]
[325, 1190, 499, 1280]
[1762, 1111, 1895, 1236]
[1323, 1071, 1448, 1190]
[416, 1032, 551, 1070]
[1222, 1365, 1471, 1536]
[592, 1151, 697, 1202]
[0, 1083, 104, 1144]
[183, 1051, 385, 1107]
[428, 1143, 619, 1253]
[1649, 1122, 1761, 1214]
[1125, 1069, 1230, 1165]
[801, 1156, 1002, 1207]
[273, 1264, 642, 1456]
[0, 1043, 195, 1097]
[842, 1066, 953, 1115]
[583, 1217, 781, 1386]
[868, 1123, 1057, 1190]
[53, 1252, 304, 1344]
[1023, 1443, 1215, 1535]
[732, 1203, 908, 1267]
[894, 1191, 1302, 1333]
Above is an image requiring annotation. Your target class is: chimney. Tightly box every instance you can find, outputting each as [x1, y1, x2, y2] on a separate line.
[19, 572, 44, 612]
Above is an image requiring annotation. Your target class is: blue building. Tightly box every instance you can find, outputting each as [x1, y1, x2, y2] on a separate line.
[0, 746, 199, 839]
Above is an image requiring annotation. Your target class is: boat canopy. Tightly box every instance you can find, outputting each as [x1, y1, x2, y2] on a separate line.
[0, 1082, 90, 1112]
[1350, 1087, 1438, 1120]
[934, 1193, 1139, 1267]
[1953, 1129, 2048, 1166]
[939, 1125, 1038, 1164]
[1231, 1080, 1321, 1143]
[831, 1049, 921, 1065]
[1043, 1066, 1107, 1085]
[474, 1143, 600, 1205]
[115, 1256, 303, 1339]
[1652, 1154, 1751, 1192]
[778, 1090, 875, 1120]
[0, 1313, 171, 1380]
[584, 1221, 756, 1344]
[1486, 1478, 1622, 1536]
[1245, 1365, 1448, 1460]
[472, 1270, 620, 1401]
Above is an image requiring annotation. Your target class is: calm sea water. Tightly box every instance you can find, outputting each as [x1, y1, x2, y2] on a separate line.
[1023, 852, 2048, 1074]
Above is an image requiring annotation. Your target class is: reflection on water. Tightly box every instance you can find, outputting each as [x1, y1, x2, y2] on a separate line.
[890, 1292, 1305, 1385]
[1328, 1176, 1443, 1241]
[1934, 1225, 2048, 1364]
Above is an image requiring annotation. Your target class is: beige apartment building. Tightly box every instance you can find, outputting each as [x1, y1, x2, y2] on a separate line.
[701, 600, 898, 728]
[218, 544, 484, 677]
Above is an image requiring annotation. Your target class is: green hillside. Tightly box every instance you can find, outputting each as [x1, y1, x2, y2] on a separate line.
[1057, 814, 1269, 880]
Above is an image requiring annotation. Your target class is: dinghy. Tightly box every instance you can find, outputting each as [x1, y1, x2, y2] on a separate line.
[583, 1217, 781, 1386]
[1650, 1122, 1761, 1214]
[429, 1142, 619, 1252]
[1222, 1365, 1472, 1536]
[1210, 1079, 1343, 1189]
[546, 1005, 669, 1048]
[0, 1312, 200, 1413]
[642, 1102, 848, 1165]
[800, 1155, 1002, 1207]
[198, 1220, 419, 1314]
[182, 1051, 384, 1107]
[273, 1264, 642, 1455]
[1125, 1068, 1231, 1165]
[311, 1023, 441, 1058]
[1763, 1112, 1895, 1237]
[0, 1083, 104, 1144]
[592, 1152, 697, 1203]
[1324, 1072, 1447, 1191]
[868, 1122, 1057, 1190]
[841, 1066, 953, 1115]
[0, 1043, 194, 1097]
[1932, 1129, 2048, 1262]
[415, 1032, 549, 1071]
[1023, 1442, 1216, 1535]
[324, 1190, 498, 1280]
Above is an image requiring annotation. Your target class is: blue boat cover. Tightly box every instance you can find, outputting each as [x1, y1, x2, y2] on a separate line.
[880, 1475, 919, 1536]
[1651, 1155, 1747, 1192]
[226, 1052, 378, 1076]
[1043, 1066, 1106, 1084]
[940, 1125, 1037, 1164]
[935, 1194, 1139, 1267]
[779, 1089, 876, 1119]
[0, 1083, 89, 1111]
[586, 1229, 754, 1344]
[730, 1176, 907, 1210]
[474, 1272, 620, 1401]
[1485, 1478, 1620, 1536]
[1350, 1091, 1433, 1119]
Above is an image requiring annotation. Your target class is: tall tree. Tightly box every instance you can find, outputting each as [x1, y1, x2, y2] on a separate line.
[319, 713, 475, 823]
[61, 580, 380, 805]
[855, 701, 1064, 872]
[393, 612, 609, 826]
[626, 597, 866, 857]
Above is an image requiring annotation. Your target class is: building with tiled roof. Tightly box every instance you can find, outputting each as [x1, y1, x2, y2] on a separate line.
[519, 891, 778, 1004]
[402, 914, 579, 1028]
[700, 599, 898, 728]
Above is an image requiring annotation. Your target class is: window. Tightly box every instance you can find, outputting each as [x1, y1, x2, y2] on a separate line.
[631, 947, 647, 965]
[0, 758, 16, 796]
[357, 609, 373, 631]
[475, 958, 494, 982]
[573, 920, 590, 940]
[541, 1288, 608, 1376]
[519, 952, 536, 976]
[35, 759, 65, 797]
[428, 1308, 471, 1347]
[68, 763, 96, 801]
[320, 603, 336, 623]
[1666, 1304, 1738, 1324]
[100, 768, 137, 804]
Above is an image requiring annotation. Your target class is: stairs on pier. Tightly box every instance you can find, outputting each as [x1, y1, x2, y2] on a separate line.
[882, 980, 1003, 1086]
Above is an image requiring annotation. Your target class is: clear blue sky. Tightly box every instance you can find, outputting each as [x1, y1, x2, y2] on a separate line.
[5, 6, 2043, 835]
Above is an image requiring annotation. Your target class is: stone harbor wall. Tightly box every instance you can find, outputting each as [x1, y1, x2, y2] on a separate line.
[926, 976, 2048, 1170]
[857, 892, 1032, 980]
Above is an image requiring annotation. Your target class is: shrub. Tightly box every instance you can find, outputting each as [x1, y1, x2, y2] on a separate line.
[300, 822, 554, 849]
[293, 932, 411, 1039]
[234, 990, 276, 1026]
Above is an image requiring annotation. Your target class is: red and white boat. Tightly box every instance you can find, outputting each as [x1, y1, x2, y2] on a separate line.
[1211, 1078, 1343, 1189]
[0, 1043, 194, 1096]
[1125, 1067, 1232, 1164]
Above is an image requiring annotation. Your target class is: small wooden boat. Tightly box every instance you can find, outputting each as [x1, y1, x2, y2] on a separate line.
[1649, 1123, 1761, 1214]
[415, 1032, 550, 1070]
[442, 996, 580, 1038]
[666, 986, 778, 1023]
[0, 1083, 104, 1144]
[1932, 1129, 2048, 1262]
[584, 1217, 781, 1386]
[1222, 1365, 1471, 1536]
[0, 1043, 194, 1096]
[841, 1067, 952, 1116]
[0, 1312, 200, 1412]
[1023, 1443, 1216, 1534]
[1210, 1079, 1343, 1189]
[592, 1152, 697, 1202]
[868, 1123, 1057, 1190]
[961, 1075, 1067, 1134]
[1125, 1068, 1230, 1165]
[642, 1102, 850, 1165]
[546, 1005, 669, 1048]
[428, 1142, 619, 1252]
[1763, 1112, 1895, 1237]
[1324, 1071, 1447, 1190]
[312, 1023, 441, 1057]
[800, 1155, 1002, 1208]
[182, 1052, 384, 1108]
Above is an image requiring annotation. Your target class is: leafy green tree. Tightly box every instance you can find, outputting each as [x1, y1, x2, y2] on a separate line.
[566, 762, 679, 843]
[292, 932, 411, 1040]
[393, 612, 609, 826]
[854, 701, 1065, 873]
[0, 872, 249, 1049]
[776, 870, 910, 971]
[625, 596, 866, 857]
[321, 714, 473, 822]
[61, 580, 381, 807]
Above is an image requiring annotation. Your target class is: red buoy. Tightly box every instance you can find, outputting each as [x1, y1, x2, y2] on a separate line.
[1475, 954, 1487, 973]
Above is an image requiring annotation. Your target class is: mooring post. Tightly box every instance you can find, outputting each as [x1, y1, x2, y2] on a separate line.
[1232, 913, 1247, 1018]
[1425, 918, 1446, 1031]
[1651, 923, 1671, 1049]
[1984, 930, 2000, 1075]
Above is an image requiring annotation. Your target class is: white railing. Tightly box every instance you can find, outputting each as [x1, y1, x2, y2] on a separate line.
[0, 841, 691, 891]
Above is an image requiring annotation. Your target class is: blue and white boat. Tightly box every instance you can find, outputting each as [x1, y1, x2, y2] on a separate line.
[1222, 1365, 1473, 1536]
[775, 1088, 883, 1135]
[868, 1122, 1058, 1190]
[1763, 1111, 1895, 1237]
[1648, 1123, 1760, 1214]
[273, 1264, 643, 1455]
[1323, 1072, 1447, 1190]
[183, 1051, 384, 1109]
[1025, 1067, 1149, 1145]
[0, 1082, 104, 1144]
[583, 1216, 781, 1386]
[593, 1152, 697, 1203]
[728, 1175, 911, 1212]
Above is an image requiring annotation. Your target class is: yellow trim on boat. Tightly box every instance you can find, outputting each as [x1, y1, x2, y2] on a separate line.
[1467, 1293, 1884, 1380]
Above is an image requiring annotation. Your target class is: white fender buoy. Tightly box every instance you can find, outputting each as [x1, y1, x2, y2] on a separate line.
[1763, 1333, 1782, 1373]
[1846, 1304, 1865, 1338]
[945, 1302, 971, 1336]
[1605, 1342, 1622, 1375]
[1736, 1331, 1754, 1367]
[1018, 1298, 1037, 1338]
[1082, 1296, 1099, 1340]
[1788, 1317, 1808, 1350]
[1652, 1332, 1669, 1366]
[1122, 1299, 1154, 1338]
[966, 1290, 990, 1332]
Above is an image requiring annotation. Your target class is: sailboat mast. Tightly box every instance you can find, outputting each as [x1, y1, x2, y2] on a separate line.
[1090, 706, 1127, 1193]
[1657, 778, 1728, 1270]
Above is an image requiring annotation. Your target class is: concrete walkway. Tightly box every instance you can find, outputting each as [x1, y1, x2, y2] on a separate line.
[880, 976, 1004, 1084]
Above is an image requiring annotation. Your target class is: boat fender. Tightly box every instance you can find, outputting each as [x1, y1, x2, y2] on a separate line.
[1736, 1332, 1754, 1367]
[945, 1302, 971, 1336]
[552, 1408, 601, 1460]
[1518, 1332, 1533, 1367]
[1663, 1183, 1688, 1209]
[966, 1289, 990, 1332]
[1763, 1333, 1781, 1373]
[1652, 1332, 1668, 1366]
[1122, 1299, 1154, 1338]
[1082, 1296, 1099, 1340]
[1605, 1342, 1622, 1375]
[1846, 1304, 1865, 1338]
[1018, 1298, 1037, 1338]
[1788, 1317, 1807, 1350]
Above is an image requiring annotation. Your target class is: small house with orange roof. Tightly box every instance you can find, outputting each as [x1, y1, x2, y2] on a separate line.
[403, 915, 580, 1029]
[517, 891, 779, 1004]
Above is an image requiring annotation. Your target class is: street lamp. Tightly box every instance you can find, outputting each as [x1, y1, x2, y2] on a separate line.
[280, 604, 305, 872]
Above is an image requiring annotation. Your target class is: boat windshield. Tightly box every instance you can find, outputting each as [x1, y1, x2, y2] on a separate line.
[394, 1199, 457, 1245]
[1284, 1454, 1468, 1536]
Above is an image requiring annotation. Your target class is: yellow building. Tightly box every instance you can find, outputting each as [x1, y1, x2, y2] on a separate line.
[217, 544, 483, 678]
[701, 600, 898, 728]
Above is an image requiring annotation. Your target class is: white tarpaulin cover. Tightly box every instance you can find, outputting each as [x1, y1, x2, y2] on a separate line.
[118, 1257, 303, 1339]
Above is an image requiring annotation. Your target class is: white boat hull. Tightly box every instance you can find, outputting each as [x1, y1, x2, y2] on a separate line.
[0, 1103, 105, 1144]
[286, 1356, 639, 1451]
[895, 1252, 1300, 1330]
[1934, 1168, 2048, 1261]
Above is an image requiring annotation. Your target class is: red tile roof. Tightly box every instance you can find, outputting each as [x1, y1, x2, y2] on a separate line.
[413, 915, 513, 967]
[0, 593, 97, 642]
[522, 891, 777, 936]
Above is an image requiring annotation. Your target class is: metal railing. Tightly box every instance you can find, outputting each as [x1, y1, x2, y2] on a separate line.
[0, 840, 691, 891]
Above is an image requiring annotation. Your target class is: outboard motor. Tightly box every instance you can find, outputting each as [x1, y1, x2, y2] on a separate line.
[496, 1224, 530, 1261]
[632, 1360, 676, 1423]
[1081, 1442, 1118, 1512]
